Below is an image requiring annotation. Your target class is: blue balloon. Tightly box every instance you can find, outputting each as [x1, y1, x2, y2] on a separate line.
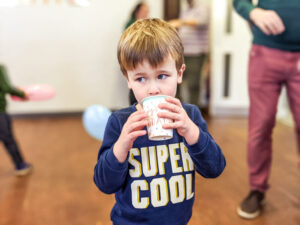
[82, 105, 112, 141]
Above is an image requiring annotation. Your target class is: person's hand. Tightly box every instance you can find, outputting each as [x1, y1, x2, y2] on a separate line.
[250, 8, 285, 35]
[23, 92, 29, 101]
[18, 89, 29, 101]
[113, 110, 148, 163]
[168, 19, 182, 28]
[158, 97, 200, 145]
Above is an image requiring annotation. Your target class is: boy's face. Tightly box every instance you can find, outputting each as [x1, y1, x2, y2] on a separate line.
[126, 55, 185, 104]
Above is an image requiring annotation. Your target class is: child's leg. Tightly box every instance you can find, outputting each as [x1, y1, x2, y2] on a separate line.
[0, 114, 25, 168]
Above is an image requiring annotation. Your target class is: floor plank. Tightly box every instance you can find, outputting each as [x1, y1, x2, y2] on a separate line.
[0, 116, 299, 225]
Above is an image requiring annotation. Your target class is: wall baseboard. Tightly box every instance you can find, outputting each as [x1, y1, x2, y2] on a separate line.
[11, 108, 120, 119]
[278, 115, 294, 127]
[210, 106, 248, 118]
[11, 111, 83, 119]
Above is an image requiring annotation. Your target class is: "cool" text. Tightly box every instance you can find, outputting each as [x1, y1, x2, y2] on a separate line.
[128, 143, 195, 209]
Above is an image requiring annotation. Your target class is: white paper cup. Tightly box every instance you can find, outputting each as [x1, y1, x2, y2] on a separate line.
[142, 95, 173, 141]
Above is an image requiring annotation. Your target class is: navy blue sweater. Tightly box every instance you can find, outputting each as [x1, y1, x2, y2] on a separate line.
[94, 103, 226, 225]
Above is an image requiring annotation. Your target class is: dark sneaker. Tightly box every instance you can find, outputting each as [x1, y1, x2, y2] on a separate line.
[237, 190, 265, 219]
[15, 163, 33, 176]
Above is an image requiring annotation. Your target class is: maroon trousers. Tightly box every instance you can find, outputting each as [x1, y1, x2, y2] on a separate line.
[248, 44, 300, 192]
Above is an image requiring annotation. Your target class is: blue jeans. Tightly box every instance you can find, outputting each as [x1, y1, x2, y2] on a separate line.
[0, 113, 25, 168]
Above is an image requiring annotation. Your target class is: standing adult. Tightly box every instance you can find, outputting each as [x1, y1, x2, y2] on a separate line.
[0, 64, 32, 176]
[124, 2, 149, 105]
[125, 2, 149, 29]
[169, 0, 210, 107]
[233, 0, 300, 219]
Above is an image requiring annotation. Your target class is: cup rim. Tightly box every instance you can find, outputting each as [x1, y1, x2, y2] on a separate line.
[141, 95, 168, 104]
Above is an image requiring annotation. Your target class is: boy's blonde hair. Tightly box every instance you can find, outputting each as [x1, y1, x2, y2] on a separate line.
[118, 18, 184, 76]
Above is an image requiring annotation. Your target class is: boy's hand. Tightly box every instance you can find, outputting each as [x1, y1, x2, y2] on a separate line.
[113, 110, 148, 163]
[158, 97, 200, 145]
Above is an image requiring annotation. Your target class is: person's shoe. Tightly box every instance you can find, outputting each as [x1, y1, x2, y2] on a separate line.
[15, 163, 33, 176]
[237, 190, 265, 219]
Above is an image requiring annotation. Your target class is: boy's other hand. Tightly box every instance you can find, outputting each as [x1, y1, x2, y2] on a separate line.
[158, 97, 200, 145]
[113, 110, 148, 163]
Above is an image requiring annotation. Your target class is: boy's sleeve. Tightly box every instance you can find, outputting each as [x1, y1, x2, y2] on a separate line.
[0, 65, 25, 98]
[233, 0, 256, 21]
[93, 114, 129, 194]
[184, 106, 226, 178]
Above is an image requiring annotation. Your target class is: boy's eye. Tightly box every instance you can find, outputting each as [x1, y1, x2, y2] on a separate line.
[158, 74, 168, 80]
[136, 77, 146, 82]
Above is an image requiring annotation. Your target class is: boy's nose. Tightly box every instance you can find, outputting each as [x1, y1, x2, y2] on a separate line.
[148, 81, 160, 96]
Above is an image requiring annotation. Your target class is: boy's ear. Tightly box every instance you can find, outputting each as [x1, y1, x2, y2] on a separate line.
[177, 64, 185, 84]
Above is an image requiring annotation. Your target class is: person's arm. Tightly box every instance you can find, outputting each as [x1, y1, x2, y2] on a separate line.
[0, 65, 26, 98]
[184, 105, 226, 178]
[94, 114, 129, 194]
[158, 98, 226, 178]
[169, 4, 209, 28]
[94, 110, 148, 194]
[233, 0, 256, 21]
[233, 0, 285, 35]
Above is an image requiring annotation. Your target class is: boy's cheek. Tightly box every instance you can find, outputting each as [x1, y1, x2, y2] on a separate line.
[127, 80, 132, 89]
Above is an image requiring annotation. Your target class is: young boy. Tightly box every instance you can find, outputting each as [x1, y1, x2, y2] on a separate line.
[94, 18, 226, 225]
[0, 64, 32, 176]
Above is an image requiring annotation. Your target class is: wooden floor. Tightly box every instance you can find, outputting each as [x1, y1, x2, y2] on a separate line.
[0, 116, 299, 225]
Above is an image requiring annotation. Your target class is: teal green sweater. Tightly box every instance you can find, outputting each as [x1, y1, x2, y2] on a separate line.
[233, 0, 300, 51]
[0, 65, 25, 113]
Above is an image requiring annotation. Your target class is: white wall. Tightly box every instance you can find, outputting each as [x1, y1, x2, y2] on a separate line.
[210, 0, 251, 117]
[277, 87, 294, 126]
[210, 0, 293, 124]
[2, 0, 293, 122]
[0, 0, 163, 114]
